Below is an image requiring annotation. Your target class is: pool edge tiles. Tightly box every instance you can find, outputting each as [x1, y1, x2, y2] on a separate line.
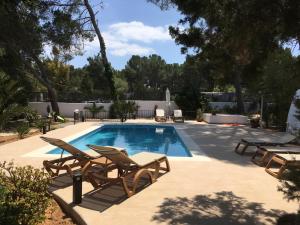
[22, 125, 102, 158]
[23, 123, 211, 161]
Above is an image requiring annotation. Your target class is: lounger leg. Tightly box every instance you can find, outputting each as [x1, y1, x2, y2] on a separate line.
[152, 161, 160, 181]
[234, 142, 241, 153]
[251, 148, 268, 166]
[235, 142, 249, 155]
[158, 157, 170, 172]
[121, 169, 154, 197]
[265, 156, 287, 179]
[276, 165, 287, 179]
[164, 158, 170, 172]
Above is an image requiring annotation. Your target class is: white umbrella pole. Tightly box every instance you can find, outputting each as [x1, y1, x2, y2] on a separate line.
[260, 95, 263, 128]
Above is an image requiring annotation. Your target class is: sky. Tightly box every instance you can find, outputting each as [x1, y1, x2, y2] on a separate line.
[69, 0, 185, 70]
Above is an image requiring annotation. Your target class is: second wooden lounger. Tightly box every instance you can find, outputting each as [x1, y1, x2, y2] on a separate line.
[235, 133, 296, 155]
[87, 145, 170, 197]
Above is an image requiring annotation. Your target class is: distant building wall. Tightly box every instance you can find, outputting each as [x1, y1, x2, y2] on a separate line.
[209, 102, 257, 113]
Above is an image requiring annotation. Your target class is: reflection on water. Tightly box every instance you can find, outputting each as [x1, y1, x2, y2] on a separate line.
[48, 125, 191, 157]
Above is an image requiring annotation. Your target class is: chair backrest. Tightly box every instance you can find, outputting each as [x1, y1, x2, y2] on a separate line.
[156, 109, 165, 117]
[87, 144, 136, 167]
[174, 110, 182, 117]
[279, 133, 296, 143]
[40, 136, 92, 159]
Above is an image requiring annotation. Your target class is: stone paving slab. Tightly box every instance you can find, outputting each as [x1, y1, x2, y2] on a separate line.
[0, 120, 297, 225]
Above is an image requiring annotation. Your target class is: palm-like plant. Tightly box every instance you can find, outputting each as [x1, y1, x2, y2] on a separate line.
[0, 72, 25, 113]
[0, 73, 27, 131]
[84, 102, 104, 119]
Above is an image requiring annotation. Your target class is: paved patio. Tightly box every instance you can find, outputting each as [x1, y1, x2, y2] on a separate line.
[0, 120, 297, 225]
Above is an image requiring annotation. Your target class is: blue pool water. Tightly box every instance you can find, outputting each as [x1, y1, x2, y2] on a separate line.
[47, 124, 192, 157]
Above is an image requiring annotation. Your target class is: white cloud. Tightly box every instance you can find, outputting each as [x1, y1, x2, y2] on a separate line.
[108, 21, 171, 43]
[84, 21, 171, 57]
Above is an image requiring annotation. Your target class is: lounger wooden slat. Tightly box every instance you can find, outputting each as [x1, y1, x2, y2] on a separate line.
[40, 137, 115, 178]
[265, 153, 300, 178]
[87, 145, 170, 197]
[252, 146, 300, 166]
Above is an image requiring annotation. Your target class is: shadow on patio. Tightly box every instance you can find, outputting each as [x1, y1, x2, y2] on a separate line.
[181, 124, 284, 166]
[152, 191, 284, 225]
[49, 172, 164, 213]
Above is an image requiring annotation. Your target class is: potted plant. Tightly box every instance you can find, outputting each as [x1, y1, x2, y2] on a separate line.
[249, 113, 260, 128]
[196, 108, 203, 122]
[211, 109, 217, 116]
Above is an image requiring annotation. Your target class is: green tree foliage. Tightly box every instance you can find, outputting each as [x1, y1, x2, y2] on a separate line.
[122, 54, 181, 100]
[16, 123, 30, 139]
[0, 72, 35, 131]
[83, 0, 116, 99]
[259, 49, 300, 128]
[278, 167, 300, 203]
[0, 0, 94, 113]
[83, 55, 112, 100]
[0, 72, 27, 113]
[0, 161, 51, 225]
[148, 0, 300, 114]
[113, 71, 129, 100]
[174, 56, 211, 111]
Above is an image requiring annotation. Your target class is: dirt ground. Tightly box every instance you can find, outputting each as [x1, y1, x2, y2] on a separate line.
[39, 200, 76, 225]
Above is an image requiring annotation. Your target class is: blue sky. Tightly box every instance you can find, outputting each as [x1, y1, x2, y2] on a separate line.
[69, 0, 185, 70]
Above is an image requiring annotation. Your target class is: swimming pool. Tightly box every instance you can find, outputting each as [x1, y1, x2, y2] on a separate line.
[47, 124, 192, 157]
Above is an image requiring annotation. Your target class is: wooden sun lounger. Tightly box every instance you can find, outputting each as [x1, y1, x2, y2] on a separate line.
[87, 145, 170, 197]
[155, 109, 167, 122]
[173, 110, 184, 123]
[40, 137, 115, 178]
[234, 133, 296, 155]
[265, 153, 300, 178]
[252, 146, 300, 166]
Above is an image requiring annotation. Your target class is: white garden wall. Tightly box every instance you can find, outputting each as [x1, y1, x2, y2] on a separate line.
[29, 101, 178, 117]
[29, 101, 255, 118]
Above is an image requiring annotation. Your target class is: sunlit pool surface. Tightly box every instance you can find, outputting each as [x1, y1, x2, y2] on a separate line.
[47, 124, 192, 157]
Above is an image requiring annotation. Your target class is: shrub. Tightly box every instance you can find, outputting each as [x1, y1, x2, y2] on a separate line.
[16, 123, 30, 139]
[222, 105, 238, 114]
[278, 167, 300, 203]
[84, 102, 104, 119]
[0, 161, 51, 225]
[35, 119, 48, 132]
[109, 100, 139, 122]
[175, 92, 210, 112]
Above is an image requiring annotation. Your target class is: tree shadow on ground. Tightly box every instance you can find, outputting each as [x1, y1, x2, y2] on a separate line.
[181, 124, 285, 166]
[152, 191, 284, 225]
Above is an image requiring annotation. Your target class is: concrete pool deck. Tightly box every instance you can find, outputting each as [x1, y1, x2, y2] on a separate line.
[0, 120, 298, 225]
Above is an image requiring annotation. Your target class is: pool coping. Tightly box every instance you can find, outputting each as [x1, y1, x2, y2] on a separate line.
[23, 122, 211, 161]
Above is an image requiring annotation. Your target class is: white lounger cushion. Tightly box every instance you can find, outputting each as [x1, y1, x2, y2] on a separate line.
[243, 133, 296, 144]
[260, 146, 300, 153]
[156, 109, 165, 117]
[130, 152, 166, 167]
[174, 110, 182, 117]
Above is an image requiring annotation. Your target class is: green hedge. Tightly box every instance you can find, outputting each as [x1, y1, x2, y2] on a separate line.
[0, 161, 51, 225]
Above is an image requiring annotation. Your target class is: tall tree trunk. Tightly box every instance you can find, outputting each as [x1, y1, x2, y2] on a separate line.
[83, 0, 115, 99]
[29, 56, 60, 114]
[234, 67, 245, 114]
[45, 83, 60, 114]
